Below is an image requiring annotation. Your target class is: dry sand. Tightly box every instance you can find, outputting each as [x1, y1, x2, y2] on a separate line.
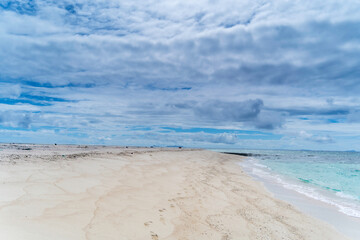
[0, 144, 348, 240]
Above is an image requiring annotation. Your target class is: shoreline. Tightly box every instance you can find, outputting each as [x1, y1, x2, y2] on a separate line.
[0, 145, 349, 239]
[218, 149, 360, 239]
[239, 159, 360, 239]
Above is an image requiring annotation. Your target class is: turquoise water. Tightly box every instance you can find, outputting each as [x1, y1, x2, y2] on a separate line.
[214, 149, 360, 218]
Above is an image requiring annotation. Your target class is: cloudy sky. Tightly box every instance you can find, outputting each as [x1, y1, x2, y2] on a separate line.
[1, 0, 360, 150]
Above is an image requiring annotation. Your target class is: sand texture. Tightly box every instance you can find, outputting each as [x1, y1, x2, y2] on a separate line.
[0, 144, 348, 240]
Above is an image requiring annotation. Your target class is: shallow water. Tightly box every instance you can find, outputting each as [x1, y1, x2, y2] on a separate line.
[213, 149, 360, 219]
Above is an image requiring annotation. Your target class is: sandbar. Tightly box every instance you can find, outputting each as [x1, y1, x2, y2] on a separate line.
[0, 144, 348, 239]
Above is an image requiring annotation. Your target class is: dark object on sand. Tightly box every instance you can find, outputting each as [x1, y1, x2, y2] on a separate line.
[21, 147, 32, 151]
[222, 152, 261, 157]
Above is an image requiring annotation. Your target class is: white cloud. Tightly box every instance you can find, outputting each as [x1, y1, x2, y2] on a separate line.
[298, 130, 334, 143]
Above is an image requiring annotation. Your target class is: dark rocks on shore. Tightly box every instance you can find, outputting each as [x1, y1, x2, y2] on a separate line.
[221, 152, 262, 157]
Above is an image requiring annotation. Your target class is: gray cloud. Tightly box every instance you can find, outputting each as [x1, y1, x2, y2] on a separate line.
[0, 112, 32, 129]
[194, 99, 285, 130]
[252, 111, 285, 130]
[195, 99, 263, 122]
[192, 132, 238, 144]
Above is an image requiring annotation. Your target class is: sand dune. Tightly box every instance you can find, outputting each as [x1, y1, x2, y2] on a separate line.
[0, 145, 348, 239]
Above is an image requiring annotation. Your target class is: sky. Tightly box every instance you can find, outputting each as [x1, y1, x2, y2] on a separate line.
[1, 0, 360, 150]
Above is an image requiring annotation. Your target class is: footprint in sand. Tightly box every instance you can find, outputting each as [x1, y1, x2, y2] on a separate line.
[144, 221, 152, 227]
[150, 232, 159, 240]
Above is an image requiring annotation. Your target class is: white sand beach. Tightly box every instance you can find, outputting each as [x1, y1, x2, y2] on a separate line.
[0, 144, 349, 240]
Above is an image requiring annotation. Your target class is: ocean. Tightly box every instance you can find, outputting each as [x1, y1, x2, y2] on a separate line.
[213, 149, 360, 219]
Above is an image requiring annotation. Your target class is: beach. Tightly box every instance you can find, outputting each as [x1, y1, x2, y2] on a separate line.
[0, 144, 349, 240]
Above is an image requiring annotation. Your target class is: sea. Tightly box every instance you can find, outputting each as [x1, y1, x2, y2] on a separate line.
[211, 148, 360, 235]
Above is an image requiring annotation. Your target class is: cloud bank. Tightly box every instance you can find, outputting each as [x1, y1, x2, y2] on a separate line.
[1, 0, 360, 149]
